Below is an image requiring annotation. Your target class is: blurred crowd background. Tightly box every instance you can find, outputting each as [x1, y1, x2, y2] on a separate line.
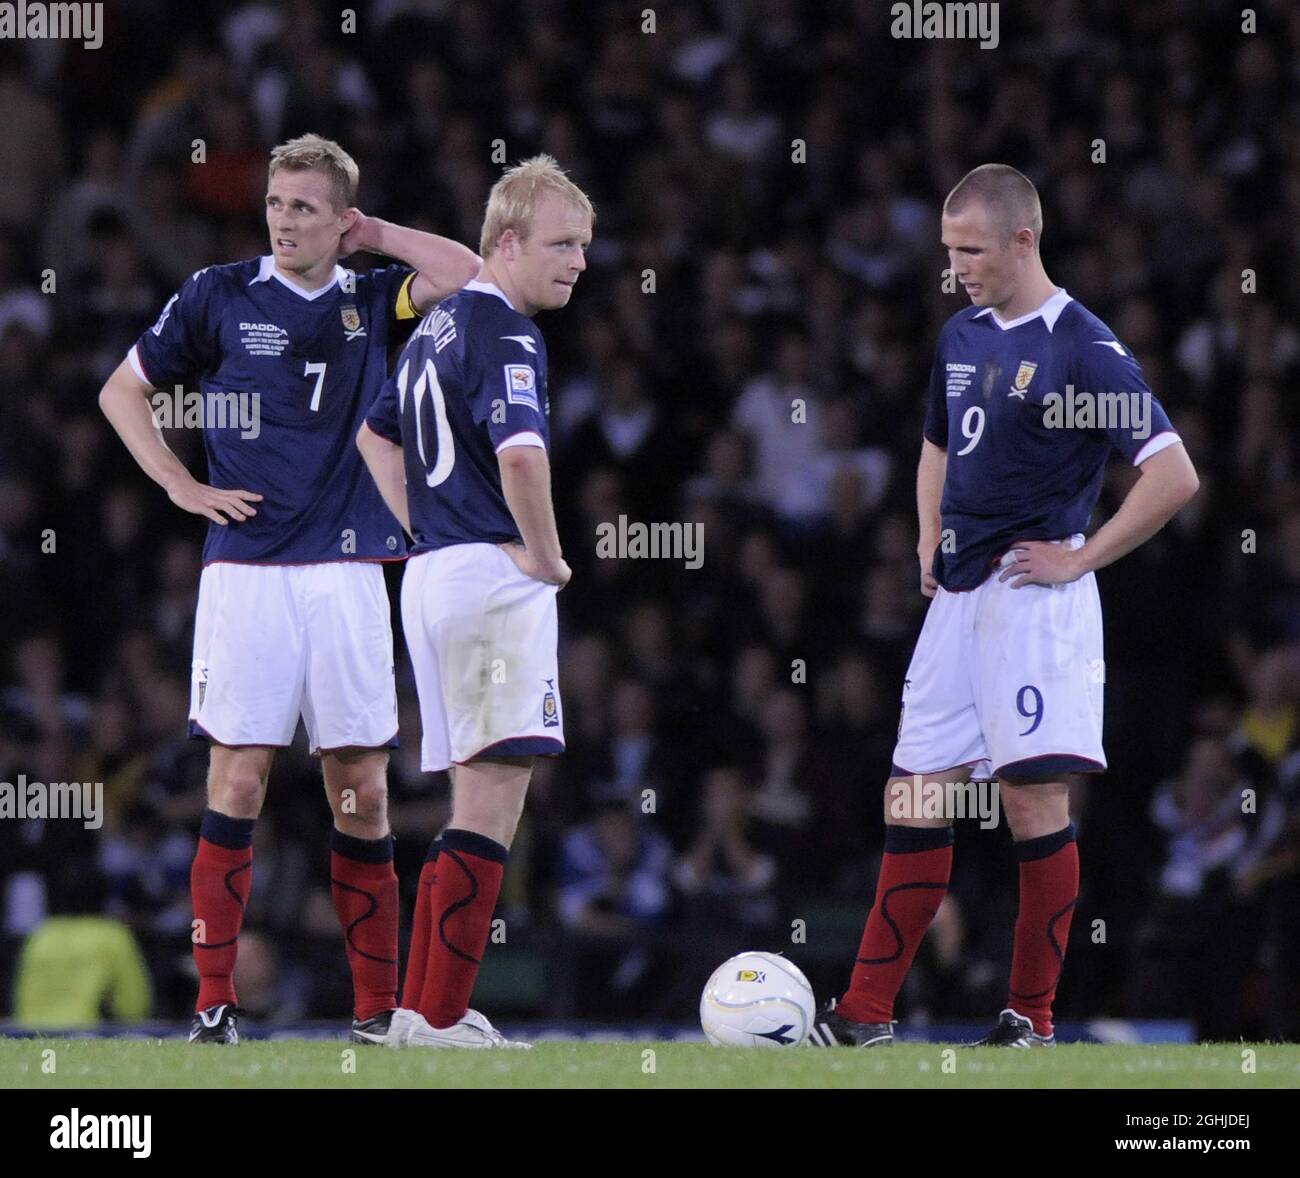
[1, 0, 1299, 1039]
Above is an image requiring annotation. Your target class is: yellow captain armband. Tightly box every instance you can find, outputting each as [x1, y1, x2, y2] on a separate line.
[396, 271, 420, 320]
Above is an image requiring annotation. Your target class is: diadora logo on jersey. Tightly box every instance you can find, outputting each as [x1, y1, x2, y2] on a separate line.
[1009, 359, 1038, 399]
[945, 362, 975, 397]
[501, 334, 537, 354]
[1093, 339, 1126, 355]
[341, 305, 366, 340]
[239, 322, 289, 356]
[505, 364, 539, 410]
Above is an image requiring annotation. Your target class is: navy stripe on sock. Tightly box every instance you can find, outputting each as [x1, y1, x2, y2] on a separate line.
[424, 838, 442, 864]
[884, 824, 955, 853]
[440, 827, 508, 864]
[330, 829, 395, 864]
[200, 808, 255, 850]
[1015, 822, 1077, 862]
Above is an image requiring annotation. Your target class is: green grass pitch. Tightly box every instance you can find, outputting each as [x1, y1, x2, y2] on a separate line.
[3, 1039, 1298, 1089]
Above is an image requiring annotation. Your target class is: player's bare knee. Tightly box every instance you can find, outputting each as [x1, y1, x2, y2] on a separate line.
[452, 794, 525, 847]
[998, 779, 1070, 840]
[883, 768, 972, 827]
[450, 760, 530, 847]
[206, 746, 272, 817]
[207, 772, 267, 818]
[330, 777, 388, 826]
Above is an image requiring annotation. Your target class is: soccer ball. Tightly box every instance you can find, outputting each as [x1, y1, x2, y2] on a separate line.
[699, 951, 816, 1047]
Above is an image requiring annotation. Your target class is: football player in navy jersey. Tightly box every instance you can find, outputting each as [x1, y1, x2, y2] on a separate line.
[97, 134, 481, 1045]
[358, 156, 592, 1048]
[811, 165, 1200, 1049]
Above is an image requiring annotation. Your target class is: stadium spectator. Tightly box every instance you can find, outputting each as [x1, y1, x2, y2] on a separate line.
[554, 799, 673, 1016]
[12, 861, 152, 1028]
[1129, 736, 1262, 1037]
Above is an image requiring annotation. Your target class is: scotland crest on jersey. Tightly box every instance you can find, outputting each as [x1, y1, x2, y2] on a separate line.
[1013, 360, 1038, 392]
[1009, 359, 1038, 399]
[341, 305, 365, 340]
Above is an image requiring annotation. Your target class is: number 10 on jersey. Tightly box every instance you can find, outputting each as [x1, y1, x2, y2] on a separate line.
[395, 357, 455, 487]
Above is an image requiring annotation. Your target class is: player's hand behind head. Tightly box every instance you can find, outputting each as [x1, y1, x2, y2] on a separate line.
[337, 209, 371, 258]
[166, 476, 263, 526]
[499, 542, 571, 588]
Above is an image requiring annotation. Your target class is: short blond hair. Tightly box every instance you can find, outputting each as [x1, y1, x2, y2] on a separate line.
[480, 154, 595, 257]
[944, 163, 1043, 248]
[268, 133, 359, 211]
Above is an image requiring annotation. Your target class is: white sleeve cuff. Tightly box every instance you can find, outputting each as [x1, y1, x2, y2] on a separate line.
[126, 345, 153, 387]
[1132, 430, 1182, 467]
[495, 431, 546, 454]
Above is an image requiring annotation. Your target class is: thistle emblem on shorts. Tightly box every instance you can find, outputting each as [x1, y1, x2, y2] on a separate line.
[542, 679, 559, 727]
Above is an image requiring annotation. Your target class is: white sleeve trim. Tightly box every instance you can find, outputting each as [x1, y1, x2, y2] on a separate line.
[126, 344, 152, 387]
[1132, 430, 1182, 467]
[495, 431, 546, 454]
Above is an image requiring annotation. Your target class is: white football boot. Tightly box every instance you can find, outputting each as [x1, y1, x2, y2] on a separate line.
[384, 1006, 532, 1049]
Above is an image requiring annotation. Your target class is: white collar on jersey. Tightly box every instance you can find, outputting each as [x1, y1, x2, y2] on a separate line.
[973, 287, 1073, 332]
[462, 279, 518, 311]
[249, 255, 351, 301]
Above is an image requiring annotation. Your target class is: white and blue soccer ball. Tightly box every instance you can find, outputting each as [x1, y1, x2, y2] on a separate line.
[699, 951, 816, 1047]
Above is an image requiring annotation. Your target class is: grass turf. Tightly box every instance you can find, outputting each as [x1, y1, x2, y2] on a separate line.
[2, 1039, 1298, 1089]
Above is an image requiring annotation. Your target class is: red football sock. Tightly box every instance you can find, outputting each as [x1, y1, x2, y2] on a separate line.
[400, 840, 441, 1010]
[838, 825, 954, 1024]
[330, 831, 399, 1021]
[418, 828, 506, 1028]
[1007, 824, 1078, 1037]
[191, 809, 255, 1011]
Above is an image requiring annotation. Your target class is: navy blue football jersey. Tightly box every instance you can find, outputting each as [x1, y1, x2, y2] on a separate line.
[129, 256, 419, 564]
[365, 280, 550, 554]
[923, 289, 1181, 591]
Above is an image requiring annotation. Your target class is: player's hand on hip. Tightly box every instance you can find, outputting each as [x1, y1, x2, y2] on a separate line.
[499, 542, 572, 588]
[998, 540, 1085, 589]
[166, 477, 263, 526]
[917, 547, 939, 598]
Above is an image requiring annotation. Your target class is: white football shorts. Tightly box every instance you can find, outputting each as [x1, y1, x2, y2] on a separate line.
[401, 543, 565, 771]
[892, 535, 1106, 781]
[189, 561, 398, 752]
